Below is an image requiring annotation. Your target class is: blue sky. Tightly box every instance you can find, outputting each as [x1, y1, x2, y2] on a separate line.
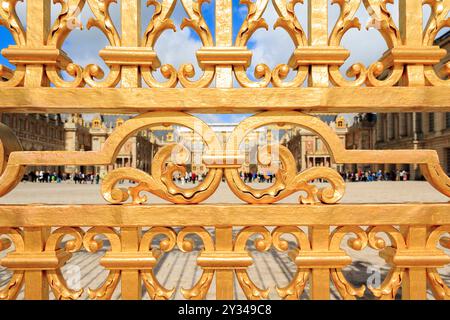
[0, 1, 447, 124]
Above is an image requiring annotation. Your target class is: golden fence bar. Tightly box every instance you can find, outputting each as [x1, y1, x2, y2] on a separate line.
[0, 0, 449, 301]
[0, 204, 450, 300]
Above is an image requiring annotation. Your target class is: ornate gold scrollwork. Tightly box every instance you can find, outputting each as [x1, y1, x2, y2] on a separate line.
[0, 0, 25, 46]
[363, 0, 403, 87]
[0, 123, 25, 200]
[271, 0, 308, 87]
[329, 226, 368, 299]
[233, 0, 271, 88]
[84, 0, 121, 87]
[177, 227, 215, 299]
[328, 0, 368, 87]
[141, 0, 178, 88]
[272, 226, 310, 300]
[224, 112, 346, 205]
[83, 227, 122, 300]
[0, 0, 26, 87]
[367, 226, 406, 300]
[46, 0, 86, 88]
[140, 227, 177, 299]
[423, 0, 450, 86]
[0, 228, 24, 300]
[45, 227, 85, 300]
[426, 226, 450, 300]
[101, 113, 223, 204]
[235, 227, 271, 300]
[178, 0, 215, 88]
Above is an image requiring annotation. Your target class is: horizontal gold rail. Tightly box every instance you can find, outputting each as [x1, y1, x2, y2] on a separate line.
[0, 203, 449, 227]
[0, 87, 449, 113]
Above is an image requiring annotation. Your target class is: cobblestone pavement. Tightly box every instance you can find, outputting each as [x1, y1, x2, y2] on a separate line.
[0, 181, 449, 299]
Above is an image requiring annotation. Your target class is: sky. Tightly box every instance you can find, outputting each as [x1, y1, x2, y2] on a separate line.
[0, 1, 447, 125]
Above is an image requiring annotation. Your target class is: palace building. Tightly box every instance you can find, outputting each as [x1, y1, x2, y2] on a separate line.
[0, 112, 160, 177]
[345, 31, 450, 178]
[281, 115, 348, 173]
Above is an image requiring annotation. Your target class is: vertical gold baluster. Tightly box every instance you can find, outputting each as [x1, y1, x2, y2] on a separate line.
[308, 0, 329, 87]
[399, 0, 425, 86]
[121, 0, 142, 88]
[309, 226, 330, 299]
[215, 0, 233, 88]
[24, 227, 49, 300]
[215, 226, 234, 299]
[24, 0, 50, 87]
[121, 227, 142, 300]
[401, 225, 428, 300]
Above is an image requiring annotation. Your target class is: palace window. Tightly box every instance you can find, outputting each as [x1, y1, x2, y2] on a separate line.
[428, 113, 435, 133]
[415, 113, 423, 134]
[446, 113, 450, 129]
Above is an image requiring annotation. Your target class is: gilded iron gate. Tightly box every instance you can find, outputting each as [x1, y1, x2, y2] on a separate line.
[0, 0, 449, 300]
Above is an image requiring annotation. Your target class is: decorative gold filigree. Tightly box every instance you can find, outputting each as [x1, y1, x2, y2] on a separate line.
[224, 112, 346, 204]
[140, 227, 177, 299]
[236, 0, 269, 46]
[363, 0, 401, 49]
[0, 1, 26, 87]
[0, 64, 25, 87]
[272, 226, 310, 300]
[83, 227, 121, 300]
[329, 226, 368, 300]
[367, 226, 406, 300]
[86, 0, 120, 46]
[329, 0, 367, 87]
[271, 63, 308, 87]
[178, 0, 215, 88]
[141, 0, 178, 88]
[330, 0, 361, 46]
[363, 0, 403, 87]
[45, 0, 86, 88]
[0, 123, 25, 198]
[84, 0, 121, 87]
[143, 0, 177, 47]
[45, 227, 85, 300]
[423, 0, 450, 46]
[426, 226, 450, 300]
[233, 0, 271, 87]
[180, 0, 213, 46]
[271, 0, 308, 87]
[0, 0, 26, 46]
[272, 0, 307, 47]
[423, 0, 450, 86]
[177, 227, 215, 300]
[48, 0, 86, 47]
[235, 227, 271, 300]
[83, 63, 121, 88]
[0, 228, 24, 300]
[101, 113, 223, 204]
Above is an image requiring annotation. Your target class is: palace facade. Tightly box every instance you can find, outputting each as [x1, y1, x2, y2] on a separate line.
[345, 31, 450, 178]
[0, 113, 160, 177]
[281, 115, 348, 172]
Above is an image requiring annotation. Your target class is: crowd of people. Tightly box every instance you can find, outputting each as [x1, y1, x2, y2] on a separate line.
[340, 169, 410, 182]
[22, 171, 101, 184]
[20, 168, 412, 185]
[239, 171, 274, 183]
[172, 171, 207, 184]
